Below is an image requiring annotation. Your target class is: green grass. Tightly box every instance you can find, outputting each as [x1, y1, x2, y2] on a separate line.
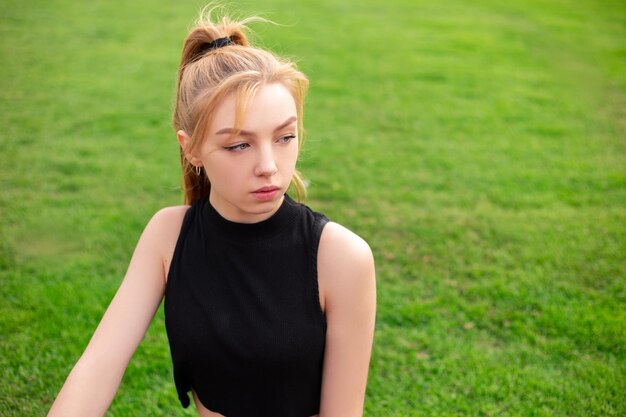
[1, 0, 625, 415]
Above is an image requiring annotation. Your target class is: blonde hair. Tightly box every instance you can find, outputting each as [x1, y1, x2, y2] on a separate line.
[173, 7, 309, 205]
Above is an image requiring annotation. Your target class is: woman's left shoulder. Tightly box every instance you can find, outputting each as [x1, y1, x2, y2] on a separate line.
[318, 221, 373, 262]
[318, 221, 375, 293]
[317, 221, 376, 316]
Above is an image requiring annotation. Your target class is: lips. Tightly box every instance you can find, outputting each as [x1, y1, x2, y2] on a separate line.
[252, 186, 279, 193]
[251, 186, 280, 201]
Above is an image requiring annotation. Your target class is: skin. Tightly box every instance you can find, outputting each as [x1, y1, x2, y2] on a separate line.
[48, 83, 376, 417]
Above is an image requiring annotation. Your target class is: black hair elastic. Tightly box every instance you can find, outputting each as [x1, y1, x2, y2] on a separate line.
[205, 37, 234, 51]
[206, 38, 235, 51]
[193, 37, 234, 62]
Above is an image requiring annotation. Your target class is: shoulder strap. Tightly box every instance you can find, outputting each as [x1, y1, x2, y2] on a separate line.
[310, 213, 329, 320]
[165, 203, 196, 287]
[312, 213, 329, 249]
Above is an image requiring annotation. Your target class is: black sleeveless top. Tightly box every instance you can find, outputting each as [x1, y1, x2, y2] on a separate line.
[164, 194, 329, 416]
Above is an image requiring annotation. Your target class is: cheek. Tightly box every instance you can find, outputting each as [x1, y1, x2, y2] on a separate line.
[284, 144, 299, 169]
[203, 158, 240, 186]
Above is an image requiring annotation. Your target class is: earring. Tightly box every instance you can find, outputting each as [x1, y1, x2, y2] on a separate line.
[195, 165, 201, 176]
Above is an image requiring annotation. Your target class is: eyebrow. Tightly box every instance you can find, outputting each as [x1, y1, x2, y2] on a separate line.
[215, 116, 297, 137]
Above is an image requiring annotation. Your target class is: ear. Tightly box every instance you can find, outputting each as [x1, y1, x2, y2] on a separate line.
[177, 130, 202, 166]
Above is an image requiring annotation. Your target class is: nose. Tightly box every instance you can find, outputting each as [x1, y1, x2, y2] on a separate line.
[254, 145, 278, 177]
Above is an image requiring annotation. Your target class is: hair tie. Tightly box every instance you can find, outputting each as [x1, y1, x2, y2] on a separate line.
[193, 37, 234, 62]
[206, 37, 234, 50]
[202, 38, 235, 53]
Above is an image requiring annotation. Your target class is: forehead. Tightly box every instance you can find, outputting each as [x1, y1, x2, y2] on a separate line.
[209, 83, 297, 133]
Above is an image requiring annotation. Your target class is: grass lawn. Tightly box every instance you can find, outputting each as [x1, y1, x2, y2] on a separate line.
[1, 0, 624, 415]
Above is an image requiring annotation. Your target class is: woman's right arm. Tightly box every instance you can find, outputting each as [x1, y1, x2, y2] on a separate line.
[47, 206, 188, 417]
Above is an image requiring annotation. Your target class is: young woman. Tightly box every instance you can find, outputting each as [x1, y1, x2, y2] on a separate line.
[48, 9, 376, 417]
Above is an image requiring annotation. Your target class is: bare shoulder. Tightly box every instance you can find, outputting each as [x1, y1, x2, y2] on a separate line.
[317, 222, 376, 311]
[143, 205, 190, 280]
[319, 221, 373, 260]
[148, 205, 190, 232]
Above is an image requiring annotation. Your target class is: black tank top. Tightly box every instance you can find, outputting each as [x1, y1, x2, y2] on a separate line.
[164, 194, 329, 416]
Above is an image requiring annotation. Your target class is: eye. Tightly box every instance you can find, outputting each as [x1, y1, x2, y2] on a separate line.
[277, 134, 296, 144]
[224, 143, 250, 152]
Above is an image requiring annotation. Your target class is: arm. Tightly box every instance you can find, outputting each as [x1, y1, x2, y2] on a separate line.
[47, 206, 187, 417]
[317, 222, 377, 417]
